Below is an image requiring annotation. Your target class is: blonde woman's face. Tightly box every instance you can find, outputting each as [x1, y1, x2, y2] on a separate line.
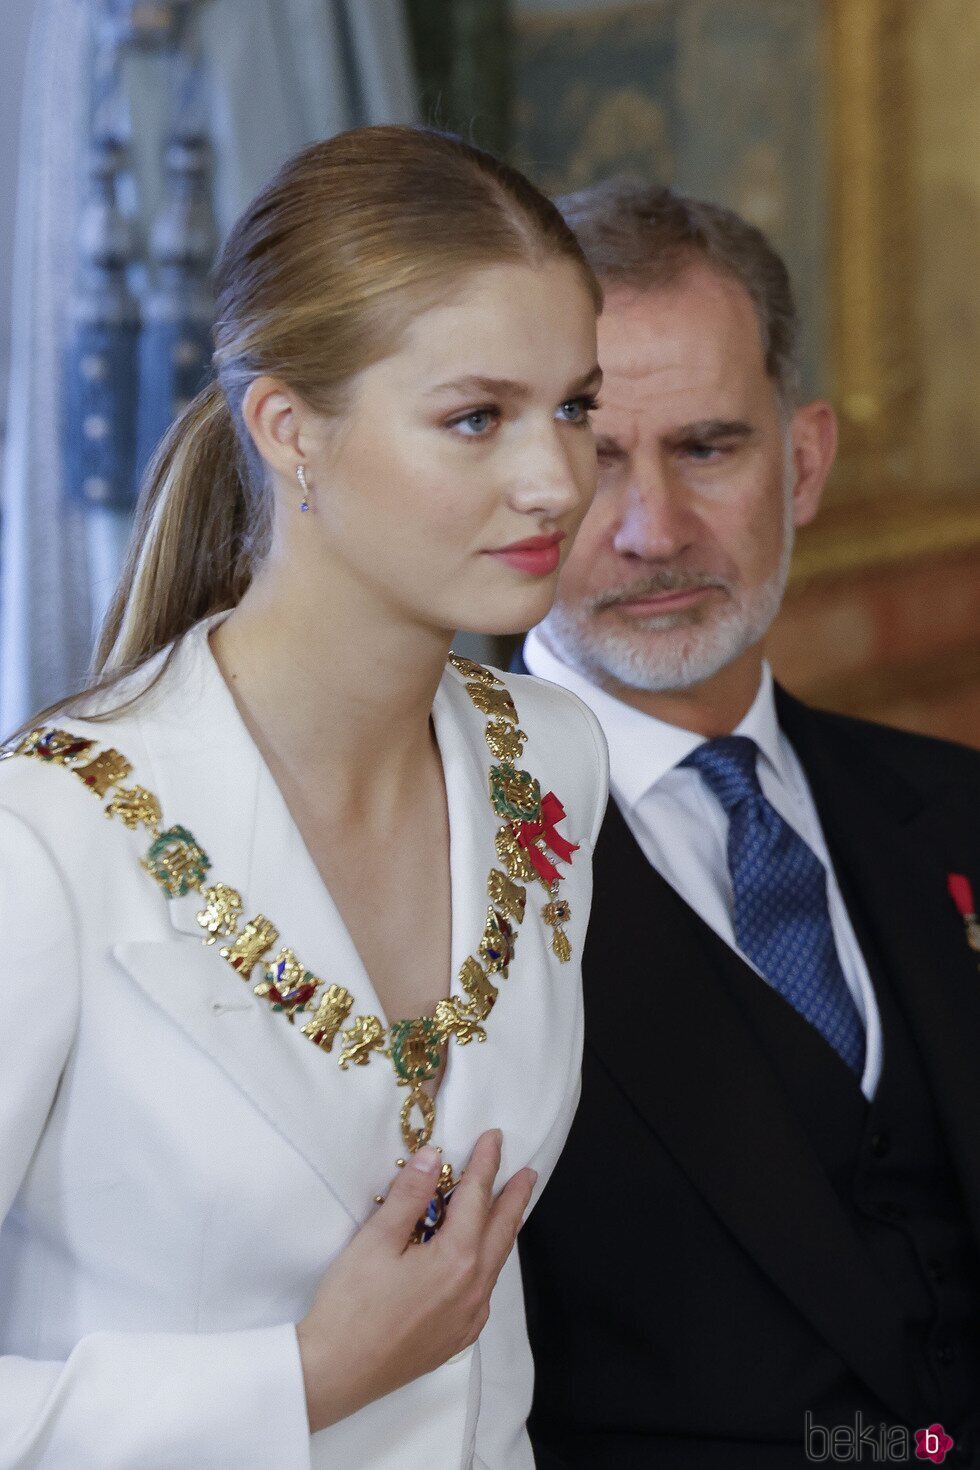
[299, 260, 601, 636]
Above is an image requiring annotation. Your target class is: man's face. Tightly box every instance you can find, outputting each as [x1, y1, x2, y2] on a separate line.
[538, 263, 827, 696]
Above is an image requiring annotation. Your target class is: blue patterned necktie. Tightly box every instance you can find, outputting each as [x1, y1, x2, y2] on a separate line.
[681, 736, 866, 1078]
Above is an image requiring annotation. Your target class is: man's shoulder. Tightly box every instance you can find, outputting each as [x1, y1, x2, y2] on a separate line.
[776, 688, 980, 796]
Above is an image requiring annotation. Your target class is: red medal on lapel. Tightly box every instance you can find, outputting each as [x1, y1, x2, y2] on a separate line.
[947, 873, 980, 962]
[516, 790, 579, 885]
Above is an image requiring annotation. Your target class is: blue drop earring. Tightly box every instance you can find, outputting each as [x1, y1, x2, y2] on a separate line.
[297, 464, 310, 513]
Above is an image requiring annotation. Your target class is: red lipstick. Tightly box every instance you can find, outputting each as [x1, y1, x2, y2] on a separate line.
[487, 532, 566, 577]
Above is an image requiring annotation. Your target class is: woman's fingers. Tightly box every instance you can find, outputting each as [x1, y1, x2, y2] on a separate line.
[296, 1133, 538, 1432]
[362, 1146, 443, 1249]
[480, 1166, 537, 1276]
[439, 1129, 503, 1240]
[362, 1129, 534, 1270]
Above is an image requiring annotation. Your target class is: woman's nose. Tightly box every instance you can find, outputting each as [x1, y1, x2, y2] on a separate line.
[507, 427, 593, 519]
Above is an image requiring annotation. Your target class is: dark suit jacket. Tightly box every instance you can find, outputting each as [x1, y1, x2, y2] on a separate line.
[512, 647, 980, 1468]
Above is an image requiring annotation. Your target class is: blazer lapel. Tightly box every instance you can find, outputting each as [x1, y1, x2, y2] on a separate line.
[777, 690, 980, 1239]
[434, 663, 588, 1193]
[106, 621, 400, 1225]
[585, 797, 920, 1420]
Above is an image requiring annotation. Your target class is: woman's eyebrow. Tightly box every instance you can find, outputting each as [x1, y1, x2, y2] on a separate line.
[568, 365, 604, 394]
[424, 364, 602, 400]
[424, 375, 531, 399]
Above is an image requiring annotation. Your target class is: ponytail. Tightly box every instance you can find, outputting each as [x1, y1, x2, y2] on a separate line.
[11, 125, 598, 737]
[94, 380, 263, 677]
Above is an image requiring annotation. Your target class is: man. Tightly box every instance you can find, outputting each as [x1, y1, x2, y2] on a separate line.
[516, 182, 980, 1468]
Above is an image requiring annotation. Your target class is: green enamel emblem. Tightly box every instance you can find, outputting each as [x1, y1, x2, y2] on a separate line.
[390, 1017, 442, 1084]
[488, 762, 542, 823]
[142, 824, 211, 899]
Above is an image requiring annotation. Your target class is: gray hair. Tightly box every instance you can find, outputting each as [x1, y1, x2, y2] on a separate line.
[557, 178, 801, 404]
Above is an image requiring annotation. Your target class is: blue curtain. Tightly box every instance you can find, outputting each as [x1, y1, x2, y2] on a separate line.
[0, 0, 418, 731]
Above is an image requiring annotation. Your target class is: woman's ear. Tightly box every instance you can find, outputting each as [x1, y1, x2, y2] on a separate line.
[241, 376, 306, 484]
[788, 399, 838, 529]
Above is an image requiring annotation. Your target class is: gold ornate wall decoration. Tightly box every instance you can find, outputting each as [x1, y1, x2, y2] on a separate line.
[906, 0, 980, 495]
[824, 0, 921, 497]
[796, 0, 980, 582]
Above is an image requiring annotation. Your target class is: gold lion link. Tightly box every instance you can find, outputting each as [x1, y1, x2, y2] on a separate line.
[105, 786, 162, 833]
[488, 868, 527, 924]
[339, 1015, 387, 1069]
[484, 720, 527, 762]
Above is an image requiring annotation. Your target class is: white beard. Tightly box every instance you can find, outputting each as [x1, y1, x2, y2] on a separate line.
[539, 492, 795, 696]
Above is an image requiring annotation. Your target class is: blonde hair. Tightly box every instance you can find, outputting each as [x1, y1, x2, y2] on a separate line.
[39, 126, 598, 725]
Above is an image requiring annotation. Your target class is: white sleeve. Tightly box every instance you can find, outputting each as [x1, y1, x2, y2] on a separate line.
[473, 1031, 585, 1470]
[0, 807, 312, 1470]
[472, 689, 602, 1470]
[575, 696, 610, 849]
[472, 1248, 536, 1470]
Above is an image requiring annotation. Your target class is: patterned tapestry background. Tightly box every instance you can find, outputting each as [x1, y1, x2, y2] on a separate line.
[513, 0, 826, 395]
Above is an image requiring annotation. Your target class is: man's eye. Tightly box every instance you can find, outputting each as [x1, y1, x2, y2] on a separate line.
[450, 408, 498, 437]
[596, 440, 625, 463]
[557, 395, 600, 424]
[682, 442, 722, 461]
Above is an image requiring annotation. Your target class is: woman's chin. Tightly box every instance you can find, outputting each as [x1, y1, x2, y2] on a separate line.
[453, 586, 558, 640]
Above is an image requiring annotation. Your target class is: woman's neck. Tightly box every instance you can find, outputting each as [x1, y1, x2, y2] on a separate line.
[210, 568, 453, 817]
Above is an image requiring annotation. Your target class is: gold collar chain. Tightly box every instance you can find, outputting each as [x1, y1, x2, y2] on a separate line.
[10, 655, 579, 1239]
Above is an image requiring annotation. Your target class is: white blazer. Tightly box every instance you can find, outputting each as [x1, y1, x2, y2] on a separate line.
[0, 618, 608, 1470]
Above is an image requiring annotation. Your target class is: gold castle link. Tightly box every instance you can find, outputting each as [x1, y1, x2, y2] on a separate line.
[10, 654, 576, 1176]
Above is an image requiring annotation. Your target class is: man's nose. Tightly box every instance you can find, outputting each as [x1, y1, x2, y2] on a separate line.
[611, 460, 694, 560]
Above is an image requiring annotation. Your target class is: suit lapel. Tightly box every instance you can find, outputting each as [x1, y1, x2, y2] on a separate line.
[585, 796, 920, 1420]
[777, 690, 980, 1239]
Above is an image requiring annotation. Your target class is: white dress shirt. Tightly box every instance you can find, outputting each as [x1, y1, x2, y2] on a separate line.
[525, 629, 882, 1099]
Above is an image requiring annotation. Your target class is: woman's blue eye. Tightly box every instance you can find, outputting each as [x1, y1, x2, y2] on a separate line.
[452, 409, 497, 436]
[557, 395, 600, 424]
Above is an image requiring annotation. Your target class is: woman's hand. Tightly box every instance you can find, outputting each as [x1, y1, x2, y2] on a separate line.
[296, 1129, 536, 1433]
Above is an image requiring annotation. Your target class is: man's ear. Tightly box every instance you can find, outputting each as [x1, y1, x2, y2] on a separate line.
[788, 399, 838, 528]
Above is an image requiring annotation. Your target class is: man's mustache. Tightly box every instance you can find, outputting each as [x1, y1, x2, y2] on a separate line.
[591, 569, 731, 612]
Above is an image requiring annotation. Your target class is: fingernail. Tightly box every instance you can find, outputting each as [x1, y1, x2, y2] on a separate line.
[408, 1146, 440, 1174]
[528, 1170, 539, 1187]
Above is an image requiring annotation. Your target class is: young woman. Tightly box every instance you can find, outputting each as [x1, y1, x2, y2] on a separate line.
[0, 127, 608, 1467]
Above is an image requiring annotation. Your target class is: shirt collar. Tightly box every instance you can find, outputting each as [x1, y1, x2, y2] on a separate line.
[523, 628, 788, 812]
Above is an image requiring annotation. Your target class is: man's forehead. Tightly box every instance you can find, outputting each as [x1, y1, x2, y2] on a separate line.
[597, 267, 767, 374]
[592, 270, 771, 435]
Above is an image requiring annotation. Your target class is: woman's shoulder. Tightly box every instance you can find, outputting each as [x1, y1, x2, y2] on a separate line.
[0, 647, 179, 857]
[496, 663, 603, 748]
[0, 726, 138, 875]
